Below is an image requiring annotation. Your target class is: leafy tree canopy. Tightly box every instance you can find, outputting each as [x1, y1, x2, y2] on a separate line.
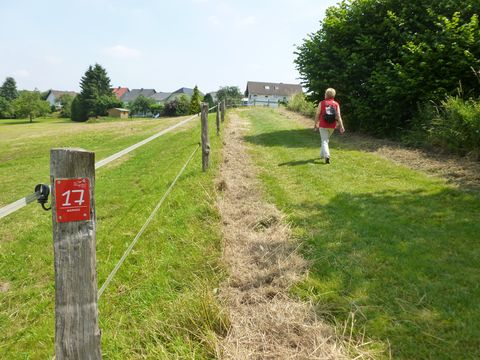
[129, 95, 155, 115]
[0, 96, 13, 118]
[58, 93, 75, 118]
[164, 95, 190, 116]
[203, 93, 214, 108]
[295, 0, 480, 136]
[216, 86, 242, 106]
[13, 90, 50, 123]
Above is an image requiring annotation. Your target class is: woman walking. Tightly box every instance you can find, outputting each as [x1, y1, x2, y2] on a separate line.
[315, 88, 345, 164]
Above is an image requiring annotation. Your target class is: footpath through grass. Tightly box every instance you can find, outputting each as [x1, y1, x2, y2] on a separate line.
[240, 108, 480, 359]
[0, 115, 227, 358]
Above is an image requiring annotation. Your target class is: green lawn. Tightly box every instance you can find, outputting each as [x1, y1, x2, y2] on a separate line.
[0, 115, 227, 359]
[241, 108, 480, 359]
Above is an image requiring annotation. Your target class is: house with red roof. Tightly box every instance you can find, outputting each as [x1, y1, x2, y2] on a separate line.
[112, 87, 129, 100]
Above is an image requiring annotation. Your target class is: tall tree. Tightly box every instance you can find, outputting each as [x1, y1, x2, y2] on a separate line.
[189, 85, 202, 114]
[13, 90, 50, 123]
[216, 86, 242, 107]
[203, 93, 215, 108]
[58, 94, 75, 118]
[295, 0, 480, 136]
[129, 95, 155, 115]
[72, 64, 119, 121]
[0, 96, 13, 118]
[0, 77, 18, 101]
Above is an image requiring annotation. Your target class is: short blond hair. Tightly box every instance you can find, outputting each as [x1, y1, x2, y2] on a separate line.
[325, 88, 336, 99]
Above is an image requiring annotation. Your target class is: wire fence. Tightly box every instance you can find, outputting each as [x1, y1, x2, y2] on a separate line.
[0, 106, 217, 220]
[97, 144, 200, 299]
[3, 101, 223, 357]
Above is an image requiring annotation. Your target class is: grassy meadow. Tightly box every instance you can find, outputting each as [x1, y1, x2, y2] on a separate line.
[0, 115, 227, 358]
[240, 108, 480, 359]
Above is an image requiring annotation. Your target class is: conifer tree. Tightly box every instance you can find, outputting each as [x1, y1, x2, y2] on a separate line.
[72, 64, 119, 121]
[0, 77, 19, 101]
[189, 85, 202, 114]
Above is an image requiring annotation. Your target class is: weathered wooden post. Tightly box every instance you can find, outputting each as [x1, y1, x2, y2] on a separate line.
[216, 102, 220, 135]
[200, 103, 210, 171]
[221, 100, 225, 122]
[51, 148, 101, 360]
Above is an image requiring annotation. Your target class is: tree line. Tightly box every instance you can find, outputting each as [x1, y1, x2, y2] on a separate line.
[0, 64, 243, 122]
[295, 0, 480, 156]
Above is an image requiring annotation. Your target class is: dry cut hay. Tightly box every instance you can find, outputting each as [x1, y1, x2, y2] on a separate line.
[216, 113, 359, 359]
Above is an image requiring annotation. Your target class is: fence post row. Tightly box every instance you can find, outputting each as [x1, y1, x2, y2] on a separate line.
[51, 148, 101, 360]
[216, 102, 221, 135]
[201, 103, 210, 172]
[221, 100, 225, 122]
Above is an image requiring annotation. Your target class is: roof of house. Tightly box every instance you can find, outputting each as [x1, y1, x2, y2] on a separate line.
[172, 87, 194, 96]
[112, 87, 129, 99]
[121, 88, 156, 102]
[172, 87, 204, 97]
[149, 92, 171, 102]
[46, 90, 78, 99]
[109, 107, 130, 112]
[206, 91, 217, 101]
[245, 81, 302, 97]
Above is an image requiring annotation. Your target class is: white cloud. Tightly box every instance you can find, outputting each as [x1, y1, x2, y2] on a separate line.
[104, 45, 141, 59]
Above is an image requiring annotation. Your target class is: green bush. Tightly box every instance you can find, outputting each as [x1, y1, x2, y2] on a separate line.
[286, 93, 316, 119]
[71, 95, 87, 122]
[406, 97, 480, 158]
[295, 1, 480, 137]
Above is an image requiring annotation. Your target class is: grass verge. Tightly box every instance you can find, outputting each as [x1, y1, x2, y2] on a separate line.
[240, 107, 480, 359]
[0, 114, 227, 359]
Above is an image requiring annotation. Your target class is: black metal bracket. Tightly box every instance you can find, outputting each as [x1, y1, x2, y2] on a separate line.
[34, 184, 51, 211]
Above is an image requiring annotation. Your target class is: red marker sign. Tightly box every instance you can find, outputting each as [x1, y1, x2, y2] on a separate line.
[55, 178, 91, 223]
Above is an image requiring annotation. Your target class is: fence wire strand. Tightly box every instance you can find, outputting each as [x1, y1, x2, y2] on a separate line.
[97, 144, 200, 299]
[0, 112, 206, 220]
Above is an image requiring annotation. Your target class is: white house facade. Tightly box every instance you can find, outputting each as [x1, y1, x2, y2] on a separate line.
[45, 90, 77, 109]
[244, 81, 303, 108]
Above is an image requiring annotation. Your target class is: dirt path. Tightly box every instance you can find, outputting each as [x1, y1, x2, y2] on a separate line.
[279, 108, 480, 190]
[217, 113, 349, 359]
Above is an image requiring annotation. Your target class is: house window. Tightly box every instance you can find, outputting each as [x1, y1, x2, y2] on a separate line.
[264, 85, 270, 90]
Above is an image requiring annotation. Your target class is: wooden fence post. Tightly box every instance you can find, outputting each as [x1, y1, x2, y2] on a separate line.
[51, 148, 101, 360]
[200, 103, 210, 171]
[216, 102, 220, 135]
[221, 100, 225, 122]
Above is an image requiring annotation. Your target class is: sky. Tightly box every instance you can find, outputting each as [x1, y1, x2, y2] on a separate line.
[0, 0, 339, 94]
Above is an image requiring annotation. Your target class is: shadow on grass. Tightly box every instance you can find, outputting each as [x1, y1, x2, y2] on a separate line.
[278, 158, 326, 166]
[293, 188, 480, 359]
[244, 129, 320, 149]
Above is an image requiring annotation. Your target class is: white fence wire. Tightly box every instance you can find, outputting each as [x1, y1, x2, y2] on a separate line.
[0, 107, 217, 220]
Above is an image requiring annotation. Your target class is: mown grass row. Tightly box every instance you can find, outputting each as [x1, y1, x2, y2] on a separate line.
[0, 115, 227, 359]
[240, 108, 480, 359]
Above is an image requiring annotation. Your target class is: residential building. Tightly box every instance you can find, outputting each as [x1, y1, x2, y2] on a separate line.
[121, 88, 156, 104]
[149, 92, 171, 104]
[244, 81, 303, 108]
[45, 90, 77, 109]
[163, 87, 203, 102]
[112, 87, 129, 100]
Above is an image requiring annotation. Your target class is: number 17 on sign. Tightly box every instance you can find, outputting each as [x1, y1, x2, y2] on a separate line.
[55, 178, 91, 223]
